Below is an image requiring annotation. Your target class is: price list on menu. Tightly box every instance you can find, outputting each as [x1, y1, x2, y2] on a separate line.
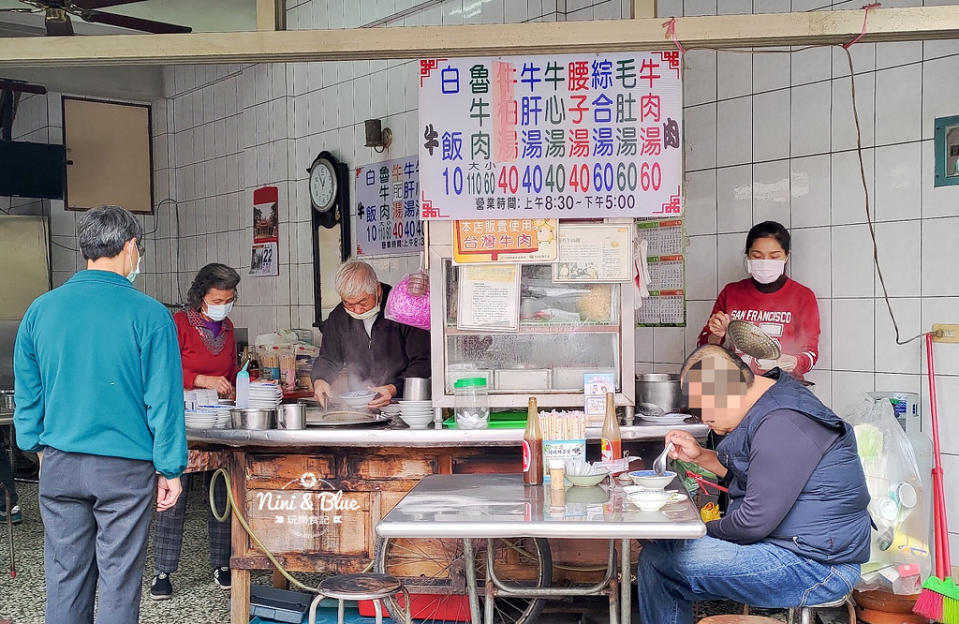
[636, 218, 685, 326]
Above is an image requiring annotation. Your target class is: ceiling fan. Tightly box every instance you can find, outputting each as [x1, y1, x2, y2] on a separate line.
[0, 0, 192, 36]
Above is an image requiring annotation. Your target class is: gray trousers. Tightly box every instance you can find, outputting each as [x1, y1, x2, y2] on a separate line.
[39, 447, 156, 624]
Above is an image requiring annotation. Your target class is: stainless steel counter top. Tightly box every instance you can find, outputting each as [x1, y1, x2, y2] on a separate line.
[186, 422, 708, 447]
[376, 473, 706, 540]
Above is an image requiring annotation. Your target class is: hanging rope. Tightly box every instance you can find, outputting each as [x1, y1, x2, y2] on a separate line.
[843, 3, 881, 49]
[662, 18, 687, 56]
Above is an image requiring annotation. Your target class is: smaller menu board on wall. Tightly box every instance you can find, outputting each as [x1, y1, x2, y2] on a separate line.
[636, 218, 686, 327]
[355, 156, 424, 257]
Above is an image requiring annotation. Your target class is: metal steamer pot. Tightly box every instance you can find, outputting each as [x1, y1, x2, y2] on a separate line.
[635, 373, 685, 413]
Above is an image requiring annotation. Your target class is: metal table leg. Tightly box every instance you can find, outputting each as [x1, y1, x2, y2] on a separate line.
[462, 537, 482, 624]
[620, 538, 630, 624]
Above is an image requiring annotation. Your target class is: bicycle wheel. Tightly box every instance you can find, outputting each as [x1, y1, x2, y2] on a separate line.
[373, 536, 552, 624]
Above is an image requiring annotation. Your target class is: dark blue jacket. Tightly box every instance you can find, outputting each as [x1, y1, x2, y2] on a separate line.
[716, 371, 872, 564]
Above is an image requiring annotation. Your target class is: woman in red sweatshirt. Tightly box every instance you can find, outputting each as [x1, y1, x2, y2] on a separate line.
[698, 221, 820, 381]
[151, 263, 240, 600]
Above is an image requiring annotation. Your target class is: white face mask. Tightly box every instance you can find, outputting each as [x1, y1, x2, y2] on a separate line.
[126, 248, 142, 283]
[345, 302, 380, 321]
[204, 301, 233, 322]
[746, 258, 786, 284]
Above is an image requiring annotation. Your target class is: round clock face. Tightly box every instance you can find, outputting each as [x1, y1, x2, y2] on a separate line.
[309, 158, 337, 212]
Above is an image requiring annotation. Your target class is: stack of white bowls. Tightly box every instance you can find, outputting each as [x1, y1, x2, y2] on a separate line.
[249, 381, 282, 408]
[397, 400, 433, 429]
[185, 409, 231, 429]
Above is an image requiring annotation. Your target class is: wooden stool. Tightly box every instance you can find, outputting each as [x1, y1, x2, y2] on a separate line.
[698, 616, 782, 623]
[307, 573, 410, 624]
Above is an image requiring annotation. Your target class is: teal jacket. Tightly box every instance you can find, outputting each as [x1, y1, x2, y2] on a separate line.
[14, 270, 187, 478]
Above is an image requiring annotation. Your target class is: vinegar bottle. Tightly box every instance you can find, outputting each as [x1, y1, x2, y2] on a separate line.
[523, 397, 544, 485]
[601, 392, 622, 464]
[235, 360, 250, 409]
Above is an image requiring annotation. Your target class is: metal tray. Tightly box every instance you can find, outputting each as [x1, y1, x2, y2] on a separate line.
[304, 409, 392, 427]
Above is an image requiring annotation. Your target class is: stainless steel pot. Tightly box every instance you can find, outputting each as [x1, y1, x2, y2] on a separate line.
[0, 390, 14, 411]
[276, 404, 305, 430]
[230, 408, 276, 430]
[635, 373, 685, 413]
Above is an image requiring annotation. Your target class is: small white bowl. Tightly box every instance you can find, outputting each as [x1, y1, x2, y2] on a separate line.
[399, 413, 433, 429]
[566, 472, 609, 487]
[628, 470, 676, 490]
[339, 391, 377, 409]
[380, 404, 401, 416]
[627, 489, 671, 511]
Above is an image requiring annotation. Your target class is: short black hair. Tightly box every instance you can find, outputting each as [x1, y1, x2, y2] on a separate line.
[186, 263, 240, 311]
[745, 221, 790, 255]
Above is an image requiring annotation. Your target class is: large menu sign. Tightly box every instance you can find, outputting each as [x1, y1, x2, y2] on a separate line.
[418, 52, 683, 220]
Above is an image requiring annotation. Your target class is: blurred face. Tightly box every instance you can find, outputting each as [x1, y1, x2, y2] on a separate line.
[685, 357, 749, 435]
[747, 236, 788, 262]
[341, 288, 379, 316]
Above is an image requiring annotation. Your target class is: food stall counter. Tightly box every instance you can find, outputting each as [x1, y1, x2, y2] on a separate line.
[186, 422, 708, 447]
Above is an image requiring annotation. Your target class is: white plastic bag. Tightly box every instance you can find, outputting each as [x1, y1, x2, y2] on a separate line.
[847, 396, 931, 594]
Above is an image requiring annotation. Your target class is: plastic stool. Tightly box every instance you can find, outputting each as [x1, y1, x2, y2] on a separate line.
[698, 616, 782, 623]
[787, 593, 856, 624]
[307, 573, 410, 624]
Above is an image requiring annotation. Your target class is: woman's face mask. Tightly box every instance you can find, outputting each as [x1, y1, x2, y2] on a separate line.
[746, 258, 786, 284]
[204, 301, 233, 322]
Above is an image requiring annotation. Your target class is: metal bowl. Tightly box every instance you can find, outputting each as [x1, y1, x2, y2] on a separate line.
[0, 390, 14, 411]
[230, 408, 276, 430]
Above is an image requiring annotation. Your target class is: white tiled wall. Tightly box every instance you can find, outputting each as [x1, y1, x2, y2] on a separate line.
[148, 0, 638, 343]
[645, 0, 959, 561]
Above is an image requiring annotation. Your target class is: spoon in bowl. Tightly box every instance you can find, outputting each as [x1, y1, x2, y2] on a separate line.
[652, 442, 674, 476]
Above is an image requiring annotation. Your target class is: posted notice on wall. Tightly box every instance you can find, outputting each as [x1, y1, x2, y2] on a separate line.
[636, 218, 686, 326]
[250, 186, 279, 277]
[418, 52, 683, 219]
[452, 218, 557, 264]
[554, 223, 632, 282]
[355, 156, 424, 257]
[456, 264, 520, 332]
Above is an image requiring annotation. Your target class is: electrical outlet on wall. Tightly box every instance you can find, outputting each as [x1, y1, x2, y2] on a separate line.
[932, 324, 959, 343]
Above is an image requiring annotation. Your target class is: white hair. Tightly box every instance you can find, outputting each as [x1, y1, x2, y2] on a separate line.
[335, 260, 379, 299]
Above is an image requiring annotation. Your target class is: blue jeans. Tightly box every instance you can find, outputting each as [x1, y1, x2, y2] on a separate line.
[636, 536, 860, 624]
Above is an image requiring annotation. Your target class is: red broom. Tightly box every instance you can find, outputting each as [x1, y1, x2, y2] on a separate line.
[913, 333, 959, 623]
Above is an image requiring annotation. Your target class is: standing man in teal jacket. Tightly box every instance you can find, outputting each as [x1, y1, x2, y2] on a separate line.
[14, 205, 187, 624]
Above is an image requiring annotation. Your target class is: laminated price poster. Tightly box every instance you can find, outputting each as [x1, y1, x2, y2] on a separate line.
[418, 52, 683, 219]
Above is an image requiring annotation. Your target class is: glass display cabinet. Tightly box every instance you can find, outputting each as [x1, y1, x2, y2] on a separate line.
[427, 219, 636, 420]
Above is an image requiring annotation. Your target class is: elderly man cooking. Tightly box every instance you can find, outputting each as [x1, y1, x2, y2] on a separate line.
[635, 345, 870, 624]
[311, 261, 430, 409]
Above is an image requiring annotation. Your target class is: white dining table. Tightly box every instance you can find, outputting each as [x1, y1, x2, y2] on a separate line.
[376, 473, 706, 624]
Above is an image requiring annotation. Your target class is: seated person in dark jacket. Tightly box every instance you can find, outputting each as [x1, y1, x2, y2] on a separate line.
[311, 260, 430, 409]
[636, 345, 870, 624]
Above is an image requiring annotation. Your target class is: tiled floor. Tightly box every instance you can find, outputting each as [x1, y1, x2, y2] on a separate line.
[0, 481, 853, 623]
